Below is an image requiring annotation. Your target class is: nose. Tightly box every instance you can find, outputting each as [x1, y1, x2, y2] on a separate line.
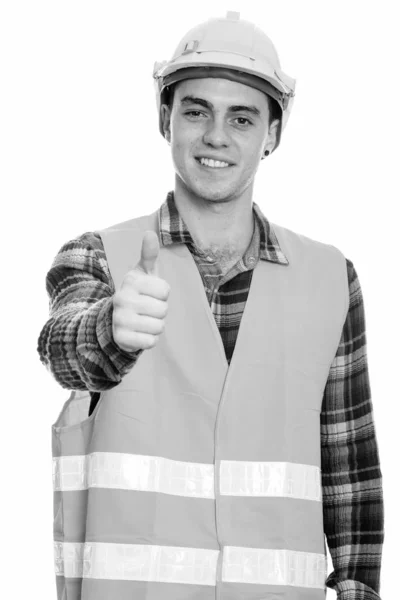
[202, 116, 230, 148]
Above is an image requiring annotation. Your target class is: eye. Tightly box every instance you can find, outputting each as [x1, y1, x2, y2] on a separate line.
[234, 117, 252, 126]
[184, 110, 204, 118]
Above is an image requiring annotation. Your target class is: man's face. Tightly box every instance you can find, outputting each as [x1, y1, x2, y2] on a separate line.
[160, 77, 279, 203]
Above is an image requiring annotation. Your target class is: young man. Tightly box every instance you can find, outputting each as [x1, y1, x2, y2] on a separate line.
[38, 12, 384, 600]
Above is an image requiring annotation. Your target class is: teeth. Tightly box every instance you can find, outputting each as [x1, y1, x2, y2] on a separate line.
[199, 157, 230, 168]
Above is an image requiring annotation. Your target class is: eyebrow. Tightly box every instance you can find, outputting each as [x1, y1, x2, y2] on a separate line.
[180, 95, 261, 118]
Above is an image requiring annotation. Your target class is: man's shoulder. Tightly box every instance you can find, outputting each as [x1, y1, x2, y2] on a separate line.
[271, 220, 346, 261]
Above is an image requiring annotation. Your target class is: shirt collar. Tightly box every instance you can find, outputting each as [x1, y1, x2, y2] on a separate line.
[158, 190, 289, 266]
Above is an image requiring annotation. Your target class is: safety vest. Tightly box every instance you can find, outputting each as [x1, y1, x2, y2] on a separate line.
[52, 207, 348, 599]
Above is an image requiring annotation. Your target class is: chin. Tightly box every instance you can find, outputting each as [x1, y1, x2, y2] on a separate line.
[175, 163, 244, 201]
[190, 182, 237, 202]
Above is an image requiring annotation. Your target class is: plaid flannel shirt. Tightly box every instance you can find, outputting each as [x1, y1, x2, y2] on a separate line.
[38, 191, 384, 598]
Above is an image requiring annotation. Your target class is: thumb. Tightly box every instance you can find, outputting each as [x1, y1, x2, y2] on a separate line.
[135, 230, 160, 276]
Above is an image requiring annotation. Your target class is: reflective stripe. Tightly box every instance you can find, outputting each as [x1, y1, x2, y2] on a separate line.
[54, 542, 326, 589]
[53, 452, 214, 498]
[54, 541, 84, 578]
[53, 455, 88, 491]
[223, 546, 327, 588]
[220, 460, 322, 501]
[54, 542, 218, 585]
[83, 542, 219, 585]
[53, 453, 321, 501]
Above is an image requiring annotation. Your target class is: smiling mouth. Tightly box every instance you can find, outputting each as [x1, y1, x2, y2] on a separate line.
[195, 157, 234, 169]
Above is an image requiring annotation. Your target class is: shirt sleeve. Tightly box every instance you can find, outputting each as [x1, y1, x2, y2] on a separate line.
[37, 231, 143, 393]
[320, 258, 384, 599]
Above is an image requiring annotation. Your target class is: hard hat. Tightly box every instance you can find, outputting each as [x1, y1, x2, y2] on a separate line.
[153, 11, 296, 154]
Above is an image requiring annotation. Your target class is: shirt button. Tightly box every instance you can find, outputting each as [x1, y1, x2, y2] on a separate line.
[248, 256, 255, 264]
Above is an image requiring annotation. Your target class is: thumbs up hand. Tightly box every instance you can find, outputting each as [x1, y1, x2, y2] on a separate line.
[112, 230, 171, 353]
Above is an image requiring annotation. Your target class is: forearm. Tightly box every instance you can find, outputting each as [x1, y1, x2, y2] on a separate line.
[322, 410, 384, 599]
[38, 296, 141, 391]
[37, 232, 143, 392]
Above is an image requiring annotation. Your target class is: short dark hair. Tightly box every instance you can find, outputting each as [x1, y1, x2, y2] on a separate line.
[165, 80, 281, 128]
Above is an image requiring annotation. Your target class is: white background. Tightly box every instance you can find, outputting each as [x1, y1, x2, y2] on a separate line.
[1, 0, 398, 597]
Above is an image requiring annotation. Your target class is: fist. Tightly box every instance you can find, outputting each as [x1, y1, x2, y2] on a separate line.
[112, 230, 171, 353]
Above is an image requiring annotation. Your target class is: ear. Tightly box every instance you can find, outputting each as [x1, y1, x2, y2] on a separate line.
[161, 104, 171, 143]
[263, 118, 280, 155]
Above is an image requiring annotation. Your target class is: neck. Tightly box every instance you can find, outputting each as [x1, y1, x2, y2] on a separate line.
[173, 177, 255, 259]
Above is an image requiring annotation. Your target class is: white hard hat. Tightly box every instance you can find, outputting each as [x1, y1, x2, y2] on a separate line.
[153, 11, 296, 154]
